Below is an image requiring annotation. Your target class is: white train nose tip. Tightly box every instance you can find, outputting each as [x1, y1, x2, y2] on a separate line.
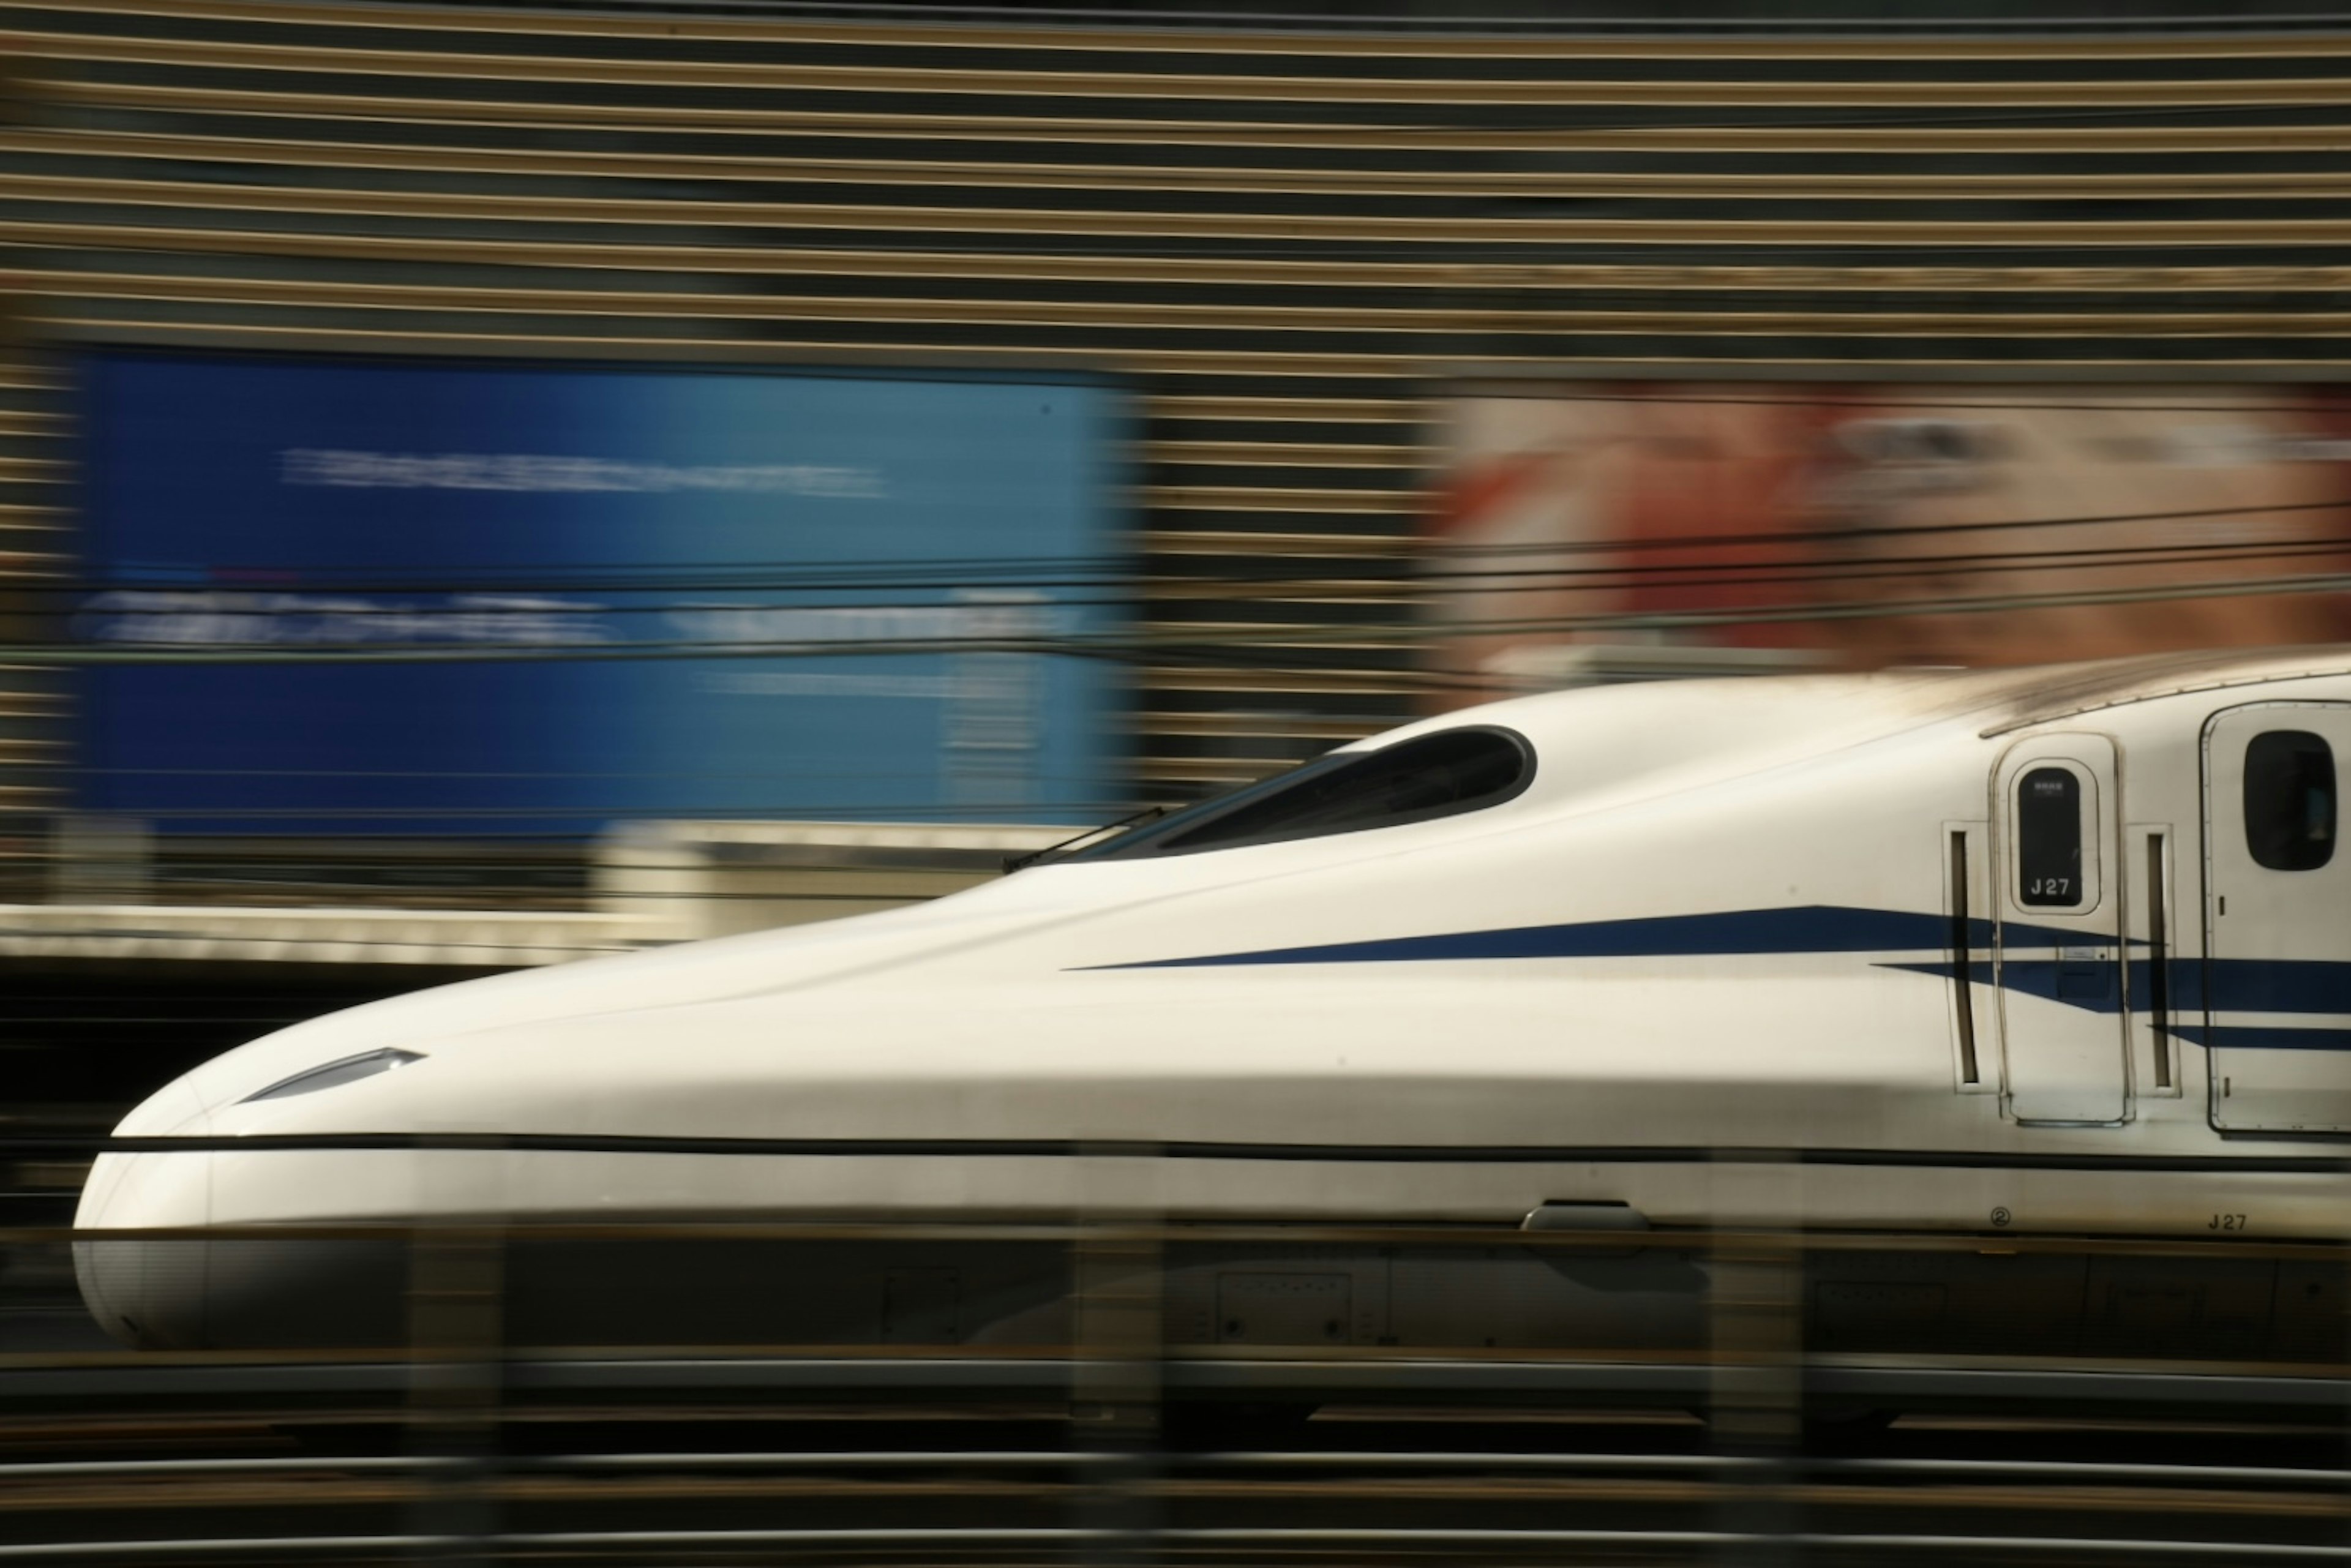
[74, 1140, 413, 1351]
[72, 1150, 216, 1349]
[73, 1080, 218, 1350]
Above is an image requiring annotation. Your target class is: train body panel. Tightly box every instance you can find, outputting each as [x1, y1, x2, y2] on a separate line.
[73, 650, 2351, 1352]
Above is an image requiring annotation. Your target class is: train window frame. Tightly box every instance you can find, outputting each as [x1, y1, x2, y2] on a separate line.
[2243, 729, 2336, 873]
[1070, 725, 1537, 860]
[2006, 757, 2101, 915]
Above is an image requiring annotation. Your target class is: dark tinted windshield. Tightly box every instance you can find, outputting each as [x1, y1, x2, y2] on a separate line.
[1074, 726, 1534, 860]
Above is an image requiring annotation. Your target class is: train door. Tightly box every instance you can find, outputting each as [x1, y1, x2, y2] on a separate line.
[2203, 705, 2351, 1133]
[1995, 735, 2129, 1123]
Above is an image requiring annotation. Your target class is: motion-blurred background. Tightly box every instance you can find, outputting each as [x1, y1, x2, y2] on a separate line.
[9, 0, 2351, 1128]
[14, 10, 2351, 1561]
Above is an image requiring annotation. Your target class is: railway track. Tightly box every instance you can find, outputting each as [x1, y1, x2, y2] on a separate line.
[8, 1432, 2351, 1562]
[13, 1206, 2351, 1560]
[6, 1351, 2351, 1563]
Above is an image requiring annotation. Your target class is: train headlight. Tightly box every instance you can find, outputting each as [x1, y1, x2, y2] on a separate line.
[239, 1048, 425, 1104]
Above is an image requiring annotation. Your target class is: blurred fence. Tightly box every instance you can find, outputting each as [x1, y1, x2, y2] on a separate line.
[0, 818, 1077, 1130]
[1, 820, 1073, 967]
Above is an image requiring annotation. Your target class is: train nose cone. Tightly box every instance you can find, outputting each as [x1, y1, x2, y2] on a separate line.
[72, 1081, 214, 1350]
[73, 1157, 217, 1350]
[74, 1076, 414, 1352]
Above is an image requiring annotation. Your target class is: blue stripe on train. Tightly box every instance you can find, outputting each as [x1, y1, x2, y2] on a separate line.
[1098, 903, 2351, 1045]
[1094, 904, 2084, 970]
[1883, 956, 2351, 1019]
[2170, 1024, 2351, 1051]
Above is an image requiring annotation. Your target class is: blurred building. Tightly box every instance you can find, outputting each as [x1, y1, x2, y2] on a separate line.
[6, 0, 2351, 926]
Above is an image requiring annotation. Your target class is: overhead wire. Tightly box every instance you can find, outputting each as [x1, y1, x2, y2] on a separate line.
[40, 538, 2351, 622]
[25, 496, 2351, 597]
[26, 568, 2351, 661]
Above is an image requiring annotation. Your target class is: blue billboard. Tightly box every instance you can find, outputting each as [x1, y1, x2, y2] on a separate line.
[74, 350, 1128, 833]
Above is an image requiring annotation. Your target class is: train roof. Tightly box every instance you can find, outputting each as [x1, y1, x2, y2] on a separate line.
[1967, 645, 2351, 735]
[1937, 644, 2351, 738]
[1330, 648, 2351, 808]
[1387, 646, 2351, 752]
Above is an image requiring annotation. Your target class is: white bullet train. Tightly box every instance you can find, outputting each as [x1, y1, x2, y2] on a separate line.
[74, 648, 2351, 1362]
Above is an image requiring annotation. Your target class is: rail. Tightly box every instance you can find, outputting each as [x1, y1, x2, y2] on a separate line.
[6, 1353, 2351, 1561]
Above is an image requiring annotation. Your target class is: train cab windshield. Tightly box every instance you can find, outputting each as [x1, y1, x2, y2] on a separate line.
[1072, 726, 1535, 860]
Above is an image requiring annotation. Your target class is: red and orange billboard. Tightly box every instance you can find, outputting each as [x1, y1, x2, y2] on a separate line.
[1430, 384, 2351, 705]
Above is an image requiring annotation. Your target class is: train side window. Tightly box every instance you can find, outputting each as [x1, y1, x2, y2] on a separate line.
[2244, 730, 2336, 872]
[1074, 726, 1535, 859]
[2017, 766, 2084, 907]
